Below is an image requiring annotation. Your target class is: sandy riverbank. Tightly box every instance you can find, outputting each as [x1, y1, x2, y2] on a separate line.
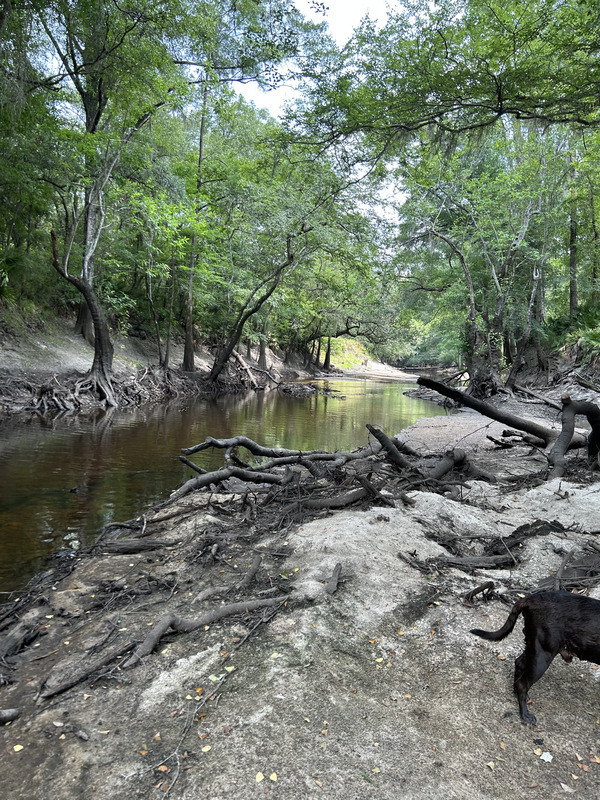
[2, 389, 600, 799]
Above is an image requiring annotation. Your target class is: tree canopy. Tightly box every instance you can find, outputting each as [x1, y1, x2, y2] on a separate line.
[2, 0, 600, 399]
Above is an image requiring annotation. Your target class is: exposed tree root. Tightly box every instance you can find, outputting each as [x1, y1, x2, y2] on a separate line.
[123, 597, 288, 668]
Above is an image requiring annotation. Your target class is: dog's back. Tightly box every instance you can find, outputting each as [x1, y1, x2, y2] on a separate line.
[470, 591, 600, 725]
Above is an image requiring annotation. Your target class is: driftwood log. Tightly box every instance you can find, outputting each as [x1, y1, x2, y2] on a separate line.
[417, 377, 571, 447]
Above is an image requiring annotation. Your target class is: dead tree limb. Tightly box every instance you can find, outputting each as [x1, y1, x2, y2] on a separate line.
[98, 538, 178, 554]
[425, 448, 466, 480]
[123, 596, 288, 668]
[232, 349, 258, 388]
[417, 376, 588, 449]
[182, 436, 327, 459]
[193, 554, 263, 603]
[549, 394, 600, 477]
[300, 488, 369, 509]
[366, 424, 412, 468]
[356, 475, 396, 507]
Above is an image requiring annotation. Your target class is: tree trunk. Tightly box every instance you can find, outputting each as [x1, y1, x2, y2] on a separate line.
[183, 82, 209, 372]
[323, 337, 332, 371]
[163, 254, 176, 370]
[569, 167, 578, 317]
[504, 267, 541, 390]
[51, 230, 116, 405]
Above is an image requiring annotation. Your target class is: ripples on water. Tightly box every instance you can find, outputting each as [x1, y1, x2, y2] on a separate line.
[0, 379, 446, 592]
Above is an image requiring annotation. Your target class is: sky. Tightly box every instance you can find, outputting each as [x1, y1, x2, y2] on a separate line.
[238, 0, 390, 117]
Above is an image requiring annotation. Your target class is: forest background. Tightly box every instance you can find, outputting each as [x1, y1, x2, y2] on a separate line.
[2, 0, 600, 405]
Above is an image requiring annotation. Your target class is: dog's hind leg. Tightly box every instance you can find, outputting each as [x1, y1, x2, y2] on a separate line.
[514, 647, 555, 726]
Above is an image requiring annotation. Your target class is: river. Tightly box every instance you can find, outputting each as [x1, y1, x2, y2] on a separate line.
[0, 378, 447, 593]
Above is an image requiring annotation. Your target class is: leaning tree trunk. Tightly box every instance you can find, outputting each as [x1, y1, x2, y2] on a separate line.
[209, 237, 297, 383]
[51, 231, 117, 406]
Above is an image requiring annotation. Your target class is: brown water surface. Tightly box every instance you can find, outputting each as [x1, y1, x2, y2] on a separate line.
[0, 379, 447, 592]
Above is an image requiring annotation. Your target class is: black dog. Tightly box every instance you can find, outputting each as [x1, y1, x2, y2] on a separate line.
[471, 591, 600, 725]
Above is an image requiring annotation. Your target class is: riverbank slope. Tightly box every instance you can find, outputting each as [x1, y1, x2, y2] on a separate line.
[0, 313, 415, 412]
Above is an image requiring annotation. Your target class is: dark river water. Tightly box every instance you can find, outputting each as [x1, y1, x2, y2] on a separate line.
[0, 378, 447, 593]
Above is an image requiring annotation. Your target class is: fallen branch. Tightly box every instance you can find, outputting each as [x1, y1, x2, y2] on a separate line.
[417, 376, 586, 449]
[232, 349, 258, 388]
[193, 554, 263, 603]
[366, 425, 412, 469]
[300, 487, 369, 509]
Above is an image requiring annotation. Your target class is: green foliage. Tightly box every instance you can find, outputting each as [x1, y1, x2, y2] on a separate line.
[4, 0, 600, 381]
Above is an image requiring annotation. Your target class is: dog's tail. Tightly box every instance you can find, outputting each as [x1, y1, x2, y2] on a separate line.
[470, 598, 527, 642]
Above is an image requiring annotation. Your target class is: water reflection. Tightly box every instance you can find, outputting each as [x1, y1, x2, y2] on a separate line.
[0, 379, 446, 591]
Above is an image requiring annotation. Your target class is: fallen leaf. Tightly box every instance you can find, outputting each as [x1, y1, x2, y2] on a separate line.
[372, 767, 381, 774]
[577, 763, 589, 772]
[157, 765, 169, 773]
[560, 783, 575, 793]
[256, 772, 265, 783]
[139, 750, 148, 756]
[540, 752, 553, 763]
[270, 773, 277, 782]
[533, 748, 543, 756]
[486, 762, 494, 770]
[153, 733, 161, 742]
[13, 745, 23, 752]
[315, 779, 323, 787]
[590, 754, 600, 764]
[201, 745, 211, 753]
[225, 666, 236, 673]
[575, 753, 584, 762]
